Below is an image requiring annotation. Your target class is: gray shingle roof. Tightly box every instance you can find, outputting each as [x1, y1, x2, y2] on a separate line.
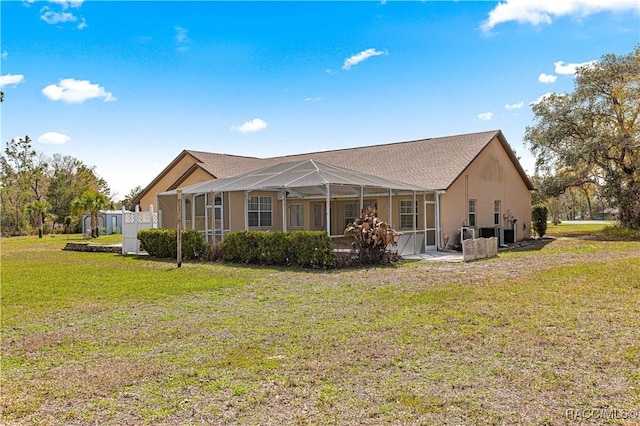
[161, 159, 425, 196]
[186, 130, 533, 191]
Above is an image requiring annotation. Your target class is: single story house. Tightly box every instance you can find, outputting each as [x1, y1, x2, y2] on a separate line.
[133, 130, 534, 254]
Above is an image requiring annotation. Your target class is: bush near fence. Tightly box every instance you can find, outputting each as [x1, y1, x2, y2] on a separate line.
[137, 229, 207, 260]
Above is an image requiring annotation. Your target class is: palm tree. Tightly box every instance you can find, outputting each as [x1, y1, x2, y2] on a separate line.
[71, 190, 109, 238]
[25, 200, 52, 238]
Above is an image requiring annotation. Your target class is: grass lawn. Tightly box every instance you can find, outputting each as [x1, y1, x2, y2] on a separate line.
[2, 232, 639, 425]
[546, 221, 614, 236]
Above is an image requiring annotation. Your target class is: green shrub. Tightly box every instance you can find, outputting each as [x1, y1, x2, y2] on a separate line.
[220, 230, 334, 268]
[137, 228, 207, 259]
[287, 231, 334, 268]
[531, 204, 549, 238]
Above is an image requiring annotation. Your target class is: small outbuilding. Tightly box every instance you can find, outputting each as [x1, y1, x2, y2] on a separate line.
[81, 210, 122, 235]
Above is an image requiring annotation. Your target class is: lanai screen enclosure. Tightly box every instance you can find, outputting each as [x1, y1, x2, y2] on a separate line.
[156, 160, 438, 255]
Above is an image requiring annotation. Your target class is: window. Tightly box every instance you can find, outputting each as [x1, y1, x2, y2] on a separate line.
[468, 200, 476, 227]
[194, 194, 205, 217]
[344, 203, 360, 227]
[494, 200, 501, 226]
[248, 196, 272, 227]
[214, 196, 222, 221]
[289, 204, 304, 227]
[184, 199, 192, 221]
[400, 200, 418, 228]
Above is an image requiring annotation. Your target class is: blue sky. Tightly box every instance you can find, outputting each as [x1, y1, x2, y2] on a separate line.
[2, 0, 639, 200]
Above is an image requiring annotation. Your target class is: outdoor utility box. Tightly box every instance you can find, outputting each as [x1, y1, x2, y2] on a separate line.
[480, 227, 503, 246]
[503, 229, 514, 244]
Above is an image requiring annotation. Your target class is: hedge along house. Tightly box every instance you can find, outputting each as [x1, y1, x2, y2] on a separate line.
[135, 130, 535, 254]
[156, 159, 429, 255]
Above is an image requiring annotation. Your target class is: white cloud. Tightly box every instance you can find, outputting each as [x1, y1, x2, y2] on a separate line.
[530, 92, 555, 105]
[0, 74, 26, 88]
[48, 0, 84, 8]
[554, 60, 597, 75]
[342, 48, 387, 70]
[505, 101, 524, 110]
[538, 73, 557, 83]
[38, 1, 86, 29]
[175, 26, 190, 52]
[304, 97, 323, 102]
[1, 51, 8, 60]
[42, 78, 116, 103]
[38, 132, 71, 145]
[231, 118, 268, 134]
[40, 8, 77, 25]
[175, 26, 189, 43]
[477, 112, 494, 121]
[482, 0, 640, 31]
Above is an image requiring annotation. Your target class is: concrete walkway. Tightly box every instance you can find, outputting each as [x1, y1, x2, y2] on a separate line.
[402, 251, 464, 262]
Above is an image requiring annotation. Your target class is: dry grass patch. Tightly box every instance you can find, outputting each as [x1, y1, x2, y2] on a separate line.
[2, 234, 639, 425]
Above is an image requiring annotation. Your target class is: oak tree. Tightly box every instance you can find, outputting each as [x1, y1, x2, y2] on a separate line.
[526, 45, 640, 228]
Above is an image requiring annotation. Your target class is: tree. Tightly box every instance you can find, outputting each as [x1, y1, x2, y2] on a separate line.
[25, 200, 52, 238]
[120, 185, 143, 211]
[531, 204, 548, 238]
[46, 154, 110, 232]
[526, 45, 640, 229]
[1, 136, 48, 236]
[71, 190, 110, 238]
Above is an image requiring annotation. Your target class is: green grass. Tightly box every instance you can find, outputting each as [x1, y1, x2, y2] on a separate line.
[2, 234, 639, 425]
[545, 221, 613, 236]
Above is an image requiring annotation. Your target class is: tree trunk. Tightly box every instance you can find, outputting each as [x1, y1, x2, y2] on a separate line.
[91, 212, 98, 238]
[38, 213, 44, 238]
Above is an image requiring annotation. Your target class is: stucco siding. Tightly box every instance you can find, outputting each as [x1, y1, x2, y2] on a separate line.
[138, 153, 203, 210]
[440, 136, 531, 247]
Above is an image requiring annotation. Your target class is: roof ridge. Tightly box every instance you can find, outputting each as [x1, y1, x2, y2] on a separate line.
[267, 129, 500, 160]
[185, 149, 261, 161]
[184, 130, 500, 160]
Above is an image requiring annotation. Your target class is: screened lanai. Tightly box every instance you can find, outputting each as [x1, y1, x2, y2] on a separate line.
[156, 159, 438, 255]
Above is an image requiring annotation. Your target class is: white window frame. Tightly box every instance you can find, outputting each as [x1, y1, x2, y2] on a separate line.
[344, 202, 360, 227]
[400, 199, 418, 229]
[468, 199, 477, 227]
[248, 196, 272, 227]
[494, 200, 501, 226]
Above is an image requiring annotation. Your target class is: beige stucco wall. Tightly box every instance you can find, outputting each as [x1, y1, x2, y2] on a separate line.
[138, 153, 209, 210]
[159, 191, 414, 236]
[439, 136, 532, 248]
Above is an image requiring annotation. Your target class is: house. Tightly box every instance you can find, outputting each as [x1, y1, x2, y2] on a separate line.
[133, 130, 534, 254]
